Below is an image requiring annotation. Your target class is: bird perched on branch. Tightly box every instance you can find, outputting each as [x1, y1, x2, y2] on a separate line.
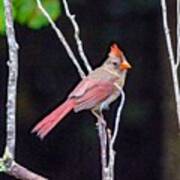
[32, 43, 131, 139]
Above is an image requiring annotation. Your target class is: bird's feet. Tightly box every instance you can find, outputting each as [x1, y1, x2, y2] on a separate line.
[96, 117, 107, 127]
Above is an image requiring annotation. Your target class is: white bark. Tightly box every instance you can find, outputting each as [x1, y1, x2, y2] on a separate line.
[2, 0, 48, 179]
[7, 161, 48, 180]
[107, 90, 125, 180]
[177, 0, 180, 67]
[4, 0, 19, 159]
[36, 0, 86, 78]
[62, 0, 92, 73]
[97, 117, 108, 180]
[161, 0, 180, 128]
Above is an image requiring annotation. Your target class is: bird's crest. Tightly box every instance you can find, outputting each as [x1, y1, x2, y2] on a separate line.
[109, 43, 123, 58]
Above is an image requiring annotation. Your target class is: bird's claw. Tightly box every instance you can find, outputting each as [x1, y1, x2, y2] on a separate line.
[96, 118, 107, 127]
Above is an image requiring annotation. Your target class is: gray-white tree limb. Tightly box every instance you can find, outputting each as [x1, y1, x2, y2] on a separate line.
[161, 0, 180, 129]
[0, 0, 48, 179]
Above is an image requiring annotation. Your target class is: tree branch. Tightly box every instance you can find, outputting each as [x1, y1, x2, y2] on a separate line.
[36, 0, 86, 78]
[97, 115, 108, 180]
[161, 0, 180, 128]
[161, 0, 175, 65]
[107, 89, 125, 180]
[4, 0, 18, 159]
[177, 0, 180, 67]
[62, 0, 92, 73]
[1, 0, 49, 179]
[6, 161, 48, 180]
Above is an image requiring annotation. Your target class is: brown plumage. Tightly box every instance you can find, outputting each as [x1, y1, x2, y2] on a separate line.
[32, 43, 131, 139]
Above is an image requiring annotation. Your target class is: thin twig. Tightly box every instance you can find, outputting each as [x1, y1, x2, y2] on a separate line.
[110, 90, 125, 151]
[177, 0, 180, 67]
[108, 89, 125, 180]
[161, 0, 175, 64]
[62, 0, 92, 73]
[36, 0, 86, 78]
[161, 0, 180, 128]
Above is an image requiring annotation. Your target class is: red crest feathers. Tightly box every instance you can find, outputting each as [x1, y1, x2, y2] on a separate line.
[109, 43, 123, 58]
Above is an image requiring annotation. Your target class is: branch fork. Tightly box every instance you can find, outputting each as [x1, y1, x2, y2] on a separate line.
[37, 1, 126, 180]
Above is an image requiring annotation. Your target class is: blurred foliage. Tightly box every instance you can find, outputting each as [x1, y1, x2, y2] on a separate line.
[0, 0, 61, 34]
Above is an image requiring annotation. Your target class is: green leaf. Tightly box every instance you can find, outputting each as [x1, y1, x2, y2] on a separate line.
[14, 0, 36, 25]
[0, 0, 61, 35]
[0, 0, 5, 34]
[15, 0, 61, 29]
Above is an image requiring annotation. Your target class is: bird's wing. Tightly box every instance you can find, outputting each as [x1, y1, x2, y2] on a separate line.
[69, 68, 117, 98]
[73, 81, 114, 112]
[69, 78, 100, 98]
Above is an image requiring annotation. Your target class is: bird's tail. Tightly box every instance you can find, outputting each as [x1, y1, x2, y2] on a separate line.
[31, 99, 75, 139]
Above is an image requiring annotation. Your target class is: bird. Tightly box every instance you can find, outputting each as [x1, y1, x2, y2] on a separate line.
[31, 43, 131, 139]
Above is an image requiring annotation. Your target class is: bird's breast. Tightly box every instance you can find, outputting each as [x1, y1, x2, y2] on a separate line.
[100, 88, 120, 111]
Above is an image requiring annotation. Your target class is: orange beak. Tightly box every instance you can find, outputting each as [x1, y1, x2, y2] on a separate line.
[120, 60, 132, 70]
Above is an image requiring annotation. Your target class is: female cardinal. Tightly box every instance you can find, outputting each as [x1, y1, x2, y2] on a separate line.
[32, 44, 131, 139]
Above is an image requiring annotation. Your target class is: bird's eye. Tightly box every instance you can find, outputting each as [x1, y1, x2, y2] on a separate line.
[112, 62, 118, 66]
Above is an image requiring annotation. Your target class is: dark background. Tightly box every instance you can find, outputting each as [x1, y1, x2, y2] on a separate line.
[0, 0, 178, 180]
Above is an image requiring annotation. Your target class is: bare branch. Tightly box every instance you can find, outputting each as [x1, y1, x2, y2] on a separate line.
[93, 90, 125, 180]
[0, 148, 47, 179]
[107, 89, 125, 180]
[2, 0, 49, 179]
[62, 0, 92, 73]
[177, 0, 180, 67]
[161, 0, 180, 128]
[36, 0, 86, 78]
[110, 90, 125, 150]
[161, 0, 175, 66]
[4, 0, 19, 160]
[6, 161, 48, 180]
[97, 116, 108, 180]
